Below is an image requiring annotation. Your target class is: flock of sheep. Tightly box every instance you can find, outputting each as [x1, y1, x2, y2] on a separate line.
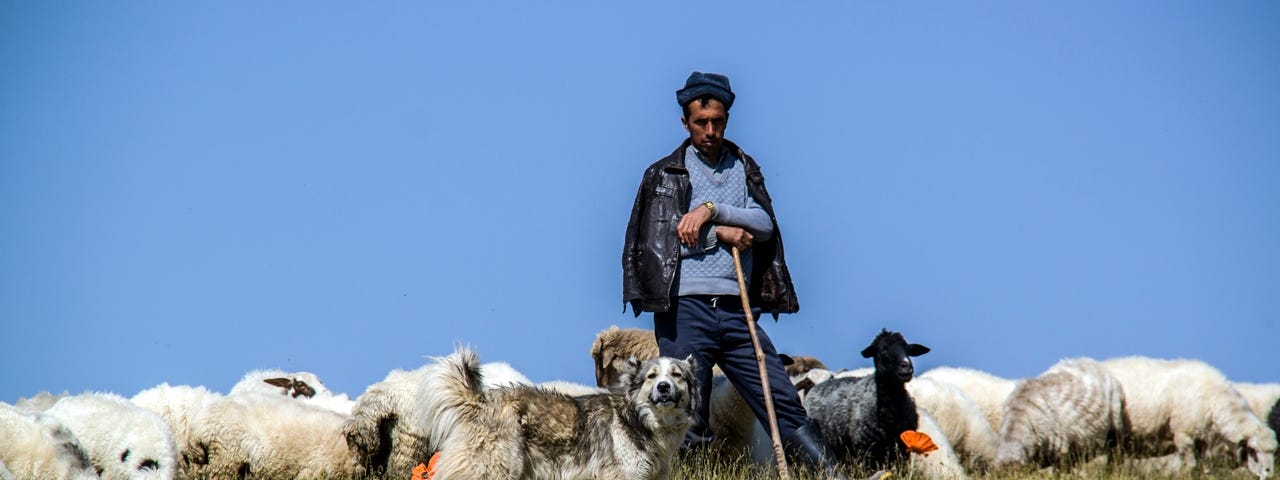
[591, 326, 1278, 480]
[2, 326, 1277, 480]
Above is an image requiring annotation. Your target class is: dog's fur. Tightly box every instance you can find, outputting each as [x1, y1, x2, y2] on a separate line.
[425, 347, 699, 480]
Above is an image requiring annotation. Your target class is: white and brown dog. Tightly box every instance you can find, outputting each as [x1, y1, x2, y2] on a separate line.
[423, 346, 699, 480]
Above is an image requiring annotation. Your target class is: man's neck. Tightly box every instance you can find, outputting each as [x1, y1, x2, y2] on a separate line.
[691, 145, 723, 167]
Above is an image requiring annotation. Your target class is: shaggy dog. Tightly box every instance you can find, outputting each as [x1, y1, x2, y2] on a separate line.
[425, 347, 699, 480]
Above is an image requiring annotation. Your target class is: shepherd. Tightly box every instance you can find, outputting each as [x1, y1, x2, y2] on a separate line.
[621, 71, 848, 479]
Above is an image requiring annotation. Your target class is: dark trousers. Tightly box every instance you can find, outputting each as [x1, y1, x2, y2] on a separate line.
[654, 295, 809, 447]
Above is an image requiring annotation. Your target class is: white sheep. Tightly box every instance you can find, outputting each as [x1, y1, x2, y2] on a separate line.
[14, 391, 69, 413]
[1234, 382, 1280, 426]
[910, 409, 970, 480]
[194, 390, 363, 479]
[343, 359, 534, 477]
[477, 361, 534, 388]
[705, 374, 760, 461]
[0, 402, 99, 480]
[0, 459, 12, 480]
[536, 380, 607, 397]
[907, 376, 1001, 471]
[919, 366, 1017, 437]
[791, 367, 836, 401]
[228, 368, 356, 414]
[1233, 382, 1280, 457]
[45, 393, 178, 480]
[130, 383, 224, 479]
[1103, 356, 1276, 479]
[994, 357, 1126, 469]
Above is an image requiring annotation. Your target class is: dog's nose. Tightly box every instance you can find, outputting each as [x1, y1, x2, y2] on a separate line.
[657, 381, 671, 394]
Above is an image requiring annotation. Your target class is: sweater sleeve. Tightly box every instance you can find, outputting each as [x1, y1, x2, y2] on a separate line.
[712, 193, 774, 242]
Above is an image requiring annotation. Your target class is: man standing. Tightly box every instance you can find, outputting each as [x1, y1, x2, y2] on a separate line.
[622, 72, 847, 478]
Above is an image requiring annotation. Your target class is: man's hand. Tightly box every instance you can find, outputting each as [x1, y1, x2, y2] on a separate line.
[677, 204, 715, 247]
[715, 225, 754, 251]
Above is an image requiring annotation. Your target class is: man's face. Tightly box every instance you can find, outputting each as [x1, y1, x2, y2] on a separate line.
[682, 99, 728, 158]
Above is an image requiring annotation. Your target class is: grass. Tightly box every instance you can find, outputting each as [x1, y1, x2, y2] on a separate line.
[343, 447, 1267, 480]
[664, 448, 1267, 480]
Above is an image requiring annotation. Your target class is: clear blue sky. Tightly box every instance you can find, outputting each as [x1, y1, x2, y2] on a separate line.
[2, 2, 1278, 403]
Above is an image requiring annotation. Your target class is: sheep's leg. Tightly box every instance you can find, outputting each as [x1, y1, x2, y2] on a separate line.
[1172, 432, 1198, 473]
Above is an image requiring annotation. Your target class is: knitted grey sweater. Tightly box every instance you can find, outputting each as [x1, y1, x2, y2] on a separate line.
[677, 145, 774, 297]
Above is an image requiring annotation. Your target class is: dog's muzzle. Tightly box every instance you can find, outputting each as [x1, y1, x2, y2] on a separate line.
[652, 381, 681, 407]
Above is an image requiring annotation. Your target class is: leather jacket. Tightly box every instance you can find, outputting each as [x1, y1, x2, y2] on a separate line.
[622, 139, 799, 318]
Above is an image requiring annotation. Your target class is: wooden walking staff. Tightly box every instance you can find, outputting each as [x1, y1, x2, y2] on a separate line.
[731, 246, 791, 480]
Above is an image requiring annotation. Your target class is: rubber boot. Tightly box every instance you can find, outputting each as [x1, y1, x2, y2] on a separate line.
[783, 421, 851, 480]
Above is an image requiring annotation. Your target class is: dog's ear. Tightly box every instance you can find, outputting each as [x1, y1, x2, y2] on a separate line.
[683, 354, 698, 373]
[611, 355, 643, 392]
[623, 356, 642, 381]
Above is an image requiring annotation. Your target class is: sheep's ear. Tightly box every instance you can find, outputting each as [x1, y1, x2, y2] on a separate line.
[293, 380, 317, 398]
[906, 344, 931, 357]
[263, 378, 292, 389]
[860, 345, 877, 358]
[779, 354, 795, 366]
[794, 378, 816, 395]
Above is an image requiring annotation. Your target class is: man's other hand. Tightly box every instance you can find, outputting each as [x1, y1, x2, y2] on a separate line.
[715, 226, 753, 251]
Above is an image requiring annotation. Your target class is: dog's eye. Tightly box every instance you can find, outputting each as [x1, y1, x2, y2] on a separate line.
[647, 372, 657, 379]
[671, 372, 682, 379]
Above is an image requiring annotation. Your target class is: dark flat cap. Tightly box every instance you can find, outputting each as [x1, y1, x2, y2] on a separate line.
[676, 71, 734, 110]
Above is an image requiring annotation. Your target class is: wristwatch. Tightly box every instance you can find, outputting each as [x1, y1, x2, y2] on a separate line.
[703, 200, 716, 218]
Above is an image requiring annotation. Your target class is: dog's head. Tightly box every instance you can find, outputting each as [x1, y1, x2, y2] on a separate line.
[618, 355, 699, 427]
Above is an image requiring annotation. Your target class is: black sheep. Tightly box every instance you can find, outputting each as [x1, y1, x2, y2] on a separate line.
[804, 328, 930, 471]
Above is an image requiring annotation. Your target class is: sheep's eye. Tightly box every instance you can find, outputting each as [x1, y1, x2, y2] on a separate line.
[121, 449, 131, 462]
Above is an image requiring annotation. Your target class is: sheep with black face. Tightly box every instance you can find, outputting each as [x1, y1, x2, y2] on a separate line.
[804, 328, 931, 473]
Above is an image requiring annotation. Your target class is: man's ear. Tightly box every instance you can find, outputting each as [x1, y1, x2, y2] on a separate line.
[681, 115, 689, 131]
